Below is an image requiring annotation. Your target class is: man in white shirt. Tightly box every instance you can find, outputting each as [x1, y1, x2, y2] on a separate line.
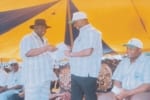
[98, 38, 150, 100]
[0, 67, 8, 93]
[65, 12, 102, 100]
[20, 19, 57, 100]
[0, 60, 22, 100]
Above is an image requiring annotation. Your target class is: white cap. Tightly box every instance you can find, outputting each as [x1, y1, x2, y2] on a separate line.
[123, 38, 143, 48]
[71, 11, 87, 23]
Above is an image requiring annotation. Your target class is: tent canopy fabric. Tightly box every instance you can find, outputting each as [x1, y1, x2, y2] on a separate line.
[0, 0, 150, 61]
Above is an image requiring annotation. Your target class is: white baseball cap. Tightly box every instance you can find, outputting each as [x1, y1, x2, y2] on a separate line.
[70, 11, 87, 24]
[123, 38, 143, 48]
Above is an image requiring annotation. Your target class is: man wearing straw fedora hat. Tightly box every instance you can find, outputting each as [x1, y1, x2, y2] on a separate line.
[20, 18, 57, 100]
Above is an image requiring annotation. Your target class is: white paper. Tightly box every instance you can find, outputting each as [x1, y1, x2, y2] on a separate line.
[111, 86, 122, 95]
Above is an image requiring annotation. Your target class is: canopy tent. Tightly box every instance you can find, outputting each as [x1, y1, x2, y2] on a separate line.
[0, 0, 150, 61]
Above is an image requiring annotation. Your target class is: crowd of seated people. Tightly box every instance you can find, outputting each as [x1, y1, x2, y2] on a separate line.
[0, 58, 121, 100]
[49, 58, 121, 100]
[0, 60, 23, 100]
[0, 59, 72, 100]
[1, 50, 150, 100]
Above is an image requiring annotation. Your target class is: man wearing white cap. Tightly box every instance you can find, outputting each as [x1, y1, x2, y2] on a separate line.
[65, 11, 102, 100]
[98, 38, 150, 100]
[0, 66, 7, 93]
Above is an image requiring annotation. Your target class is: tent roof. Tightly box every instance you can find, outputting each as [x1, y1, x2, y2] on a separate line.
[0, 0, 150, 60]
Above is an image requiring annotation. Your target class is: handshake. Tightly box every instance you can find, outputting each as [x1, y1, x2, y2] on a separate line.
[43, 44, 58, 52]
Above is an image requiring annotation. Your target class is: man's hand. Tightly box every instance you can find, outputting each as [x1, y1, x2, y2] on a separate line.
[48, 45, 57, 52]
[19, 91, 25, 98]
[66, 45, 72, 51]
[64, 50, 72, 57]
[0, 86, 8, 93]
[116, 89, 131, 100]
[44, 45, 57, 52]
[26, 44, 57, 57]
[64, 48, 93, 57]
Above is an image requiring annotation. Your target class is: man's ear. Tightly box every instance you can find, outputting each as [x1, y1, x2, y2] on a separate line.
[137, 48, 142, 54]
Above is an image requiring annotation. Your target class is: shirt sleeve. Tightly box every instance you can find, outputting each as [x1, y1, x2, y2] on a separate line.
[0, 73, 7, 86]
[81, 30, 101, 50]
[112, 60, 125, 82]
[143, 59, 150, 83]
[16, 72, 23, 85]
[20, 36, 33, 59]
[5, 74, 11, 86]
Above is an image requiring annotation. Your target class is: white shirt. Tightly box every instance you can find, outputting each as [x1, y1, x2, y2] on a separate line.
[0, 70, 7, 86]
[20, 32, 53, 85]
[70, 24, 102, 77]
[6, 71, 21, 88]
[112, 54, 150, 90]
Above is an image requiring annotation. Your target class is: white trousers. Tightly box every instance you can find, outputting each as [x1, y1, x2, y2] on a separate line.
[25, 81, 50, 100]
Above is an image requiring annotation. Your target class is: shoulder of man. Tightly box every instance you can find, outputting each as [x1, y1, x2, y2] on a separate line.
[88, 27, 102, 37]
[21, 32, 33, 41]
[117, 56, 129, 65]
[143, 54, 150, 62]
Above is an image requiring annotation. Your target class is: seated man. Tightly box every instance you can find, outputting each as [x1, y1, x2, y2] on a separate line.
[0, 60, 23, 100]
[0, 67, 8, 93]
[98, 38, 150, 100]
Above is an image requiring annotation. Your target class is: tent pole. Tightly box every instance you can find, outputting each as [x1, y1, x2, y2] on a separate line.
[67, 0, 74, 47]
[130, 0, 147, 33]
